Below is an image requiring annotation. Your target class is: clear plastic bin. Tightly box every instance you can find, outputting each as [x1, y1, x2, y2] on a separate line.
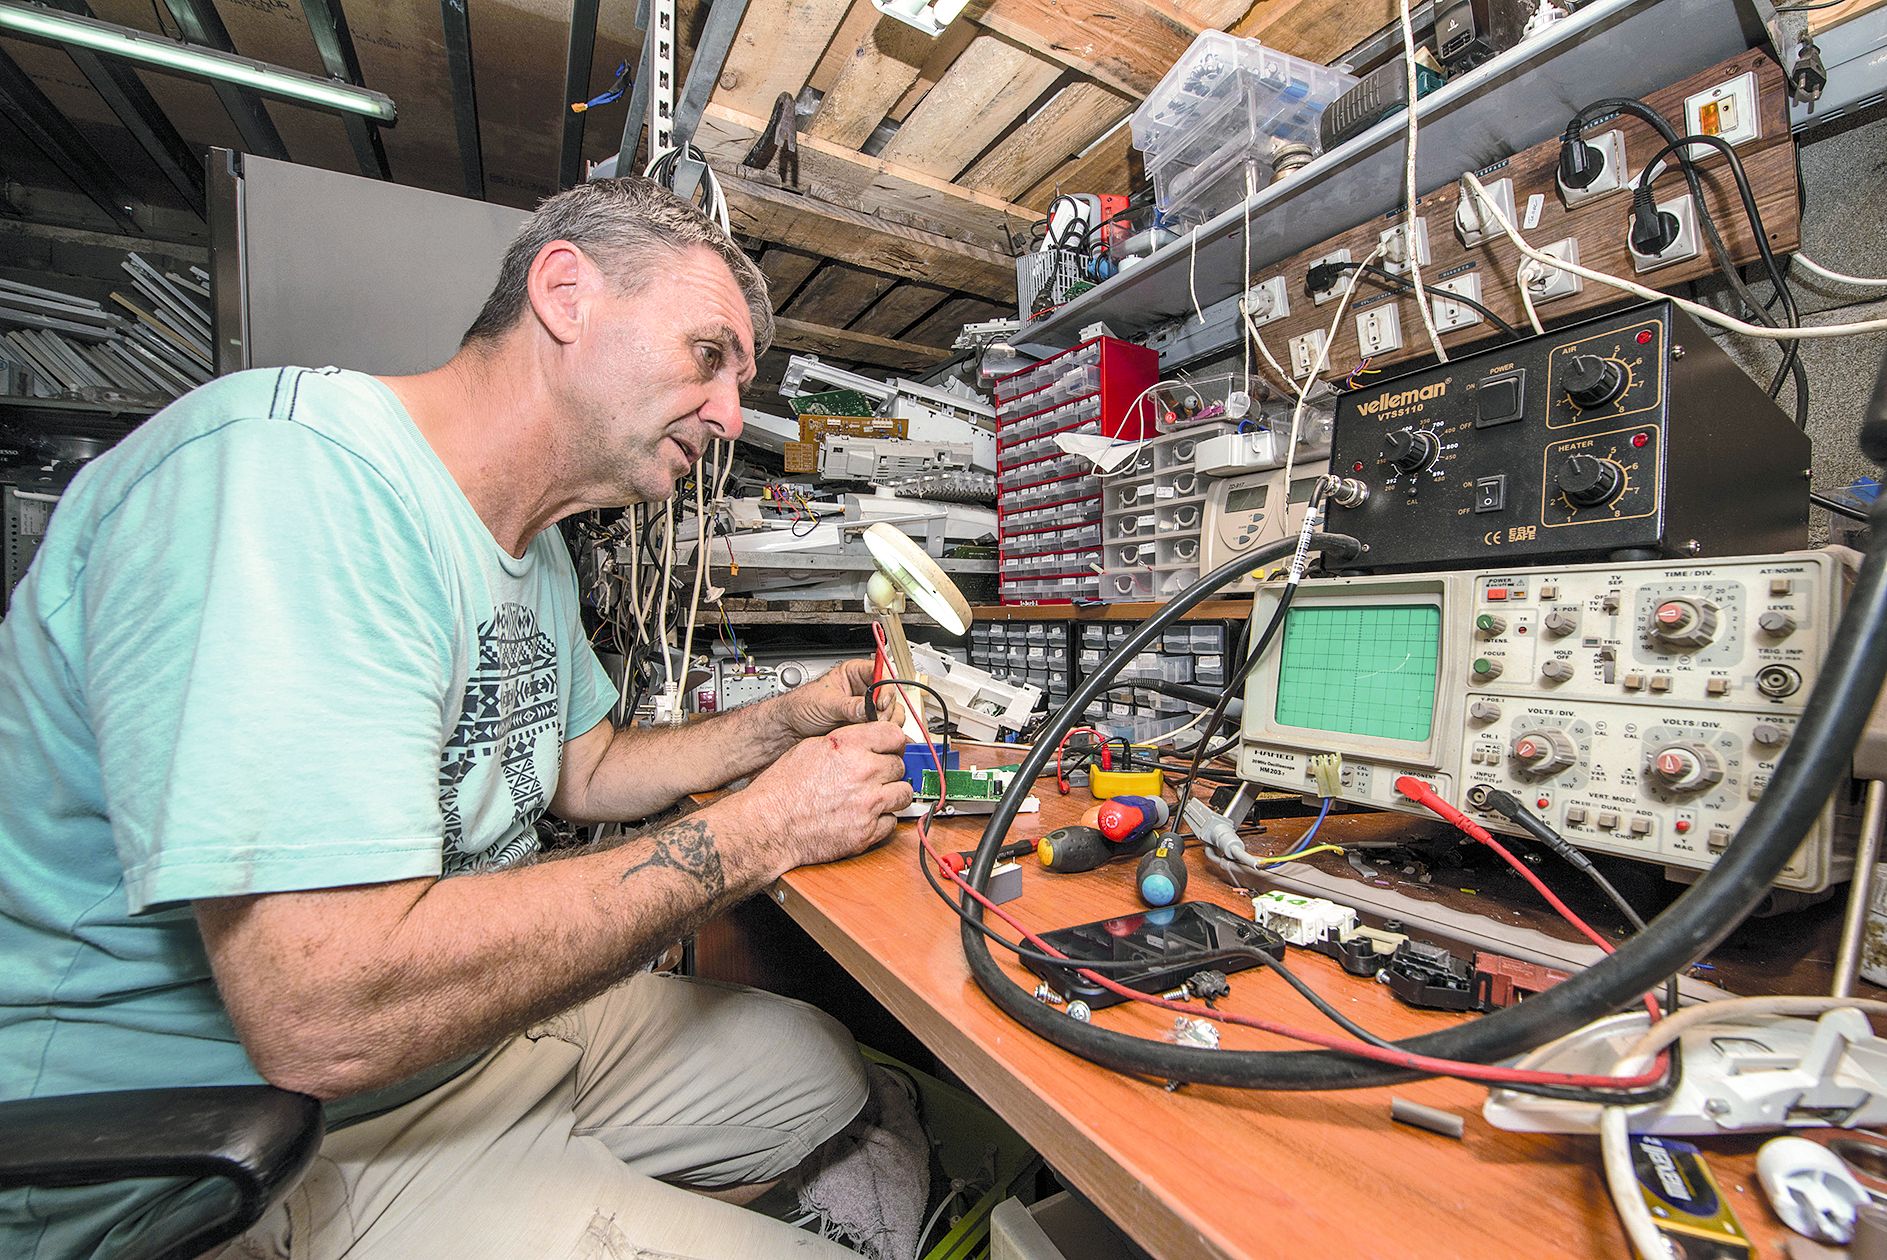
[1159, 536, 1201, 566]
[1195, 653, 1225, 685]
[1158, 502, 1203, 532]
[1191, 625, 1228, 653]
[1162, 630, 1193, 654]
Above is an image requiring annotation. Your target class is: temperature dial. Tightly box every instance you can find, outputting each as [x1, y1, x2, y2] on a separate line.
[1651, 599, 1720, 649]
[1556, 455, 1625, 508]
[1511, 729, 1578, 776]
[1385, 427, 1440, 474]
[1563, 354, 1627, 408]
[1648, 744, 1724, 793]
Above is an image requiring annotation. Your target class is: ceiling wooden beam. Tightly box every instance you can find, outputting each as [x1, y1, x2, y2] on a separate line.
[960, 82, 1132, 200]
[695, 102, 1033, 255]
[719, 169, 1017, 302]
[967, 0, 1205, 98]
[1232, 0, 1398, 63]
[770, 316, 951, 371]
[713, 0, 853, 116]
[876, 34, 1062, 181]
[806, 16, 932, 149]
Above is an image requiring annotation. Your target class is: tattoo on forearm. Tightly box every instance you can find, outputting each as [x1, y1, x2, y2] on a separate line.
[618, 819, 726, 900]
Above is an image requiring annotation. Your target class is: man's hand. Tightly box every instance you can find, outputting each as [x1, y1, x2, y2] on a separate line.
[730, 719, 913, 875]
[771, 658, 877, 739]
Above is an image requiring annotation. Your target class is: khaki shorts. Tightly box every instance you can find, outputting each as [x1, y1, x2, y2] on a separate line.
[212, 973, 870, 1259]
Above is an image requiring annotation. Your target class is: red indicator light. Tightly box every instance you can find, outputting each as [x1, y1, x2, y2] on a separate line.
[1636, 330, 1654, 345]
[1352, 461, 1365, 473]
[1537, 797, 1550, 810]
[1675, 820, 1692, 834]
[1632, 432, 1650, 448]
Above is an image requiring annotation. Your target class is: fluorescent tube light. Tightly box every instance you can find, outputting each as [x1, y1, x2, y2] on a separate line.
[0, 0, 396, 122]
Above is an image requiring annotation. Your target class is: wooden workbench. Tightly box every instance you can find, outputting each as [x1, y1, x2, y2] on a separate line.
[764, 749, 1855, 1259]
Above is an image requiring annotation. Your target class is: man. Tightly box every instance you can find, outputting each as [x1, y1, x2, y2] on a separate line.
[0, 178, 914, 1258]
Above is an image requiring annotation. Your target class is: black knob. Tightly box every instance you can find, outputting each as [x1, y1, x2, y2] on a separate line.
[1384, 427, 1439, 474]
[1563, 355, 1626, 408]
[1557, 454, 1624, 507]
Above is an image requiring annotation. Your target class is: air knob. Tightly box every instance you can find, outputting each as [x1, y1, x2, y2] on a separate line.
[1556, 455, 1625, 508]
[1648, 743, 1724, 793]
[1385, 427, 1440, 474]
[1512, 729, 1578, 776]
[1651, 598, 1720, 649]
[1563, 354, 1626, 408]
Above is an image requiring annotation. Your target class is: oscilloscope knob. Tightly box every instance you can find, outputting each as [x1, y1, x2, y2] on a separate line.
[1563, 354, 1626, 408]
[1648, 743, 1724, 793]
[1650, 598, 1720, 649]
[1555, 455, 1625, 508]
[1510, 729, 1577, 776]
[1384, 427, 1440, 474]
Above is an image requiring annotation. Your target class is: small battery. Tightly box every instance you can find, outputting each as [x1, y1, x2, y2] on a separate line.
[1630, 1134, 1752, 1260]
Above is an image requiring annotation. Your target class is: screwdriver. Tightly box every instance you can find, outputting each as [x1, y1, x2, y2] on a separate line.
[1036, 825, 1114, 873]
[1094, 795, 1169, 847]
[1135, 832, 1189, 907]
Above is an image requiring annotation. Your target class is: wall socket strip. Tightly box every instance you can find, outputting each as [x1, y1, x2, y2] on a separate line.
[1228, 49, 1797, 384]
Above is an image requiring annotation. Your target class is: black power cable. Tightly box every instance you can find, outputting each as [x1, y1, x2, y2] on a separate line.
[957, 496, 1887, 1090]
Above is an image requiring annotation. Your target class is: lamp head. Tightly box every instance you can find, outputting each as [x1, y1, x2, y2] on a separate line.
[861, 523, 972, 636]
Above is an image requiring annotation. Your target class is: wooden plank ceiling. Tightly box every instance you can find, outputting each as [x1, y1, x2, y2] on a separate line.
[3, 0, 1406, 395]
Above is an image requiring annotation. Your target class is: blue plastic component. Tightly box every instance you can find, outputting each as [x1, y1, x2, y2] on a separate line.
[902, 744, 958, 791]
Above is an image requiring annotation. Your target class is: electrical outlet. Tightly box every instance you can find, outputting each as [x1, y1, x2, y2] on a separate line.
[1308, 249, 1353, 304]
[1684, 70, 1760, 156]
[1287, 329, 1327, 378]
[1377, 218, 1431, 275]
[1455, 176, 1515, 247]
[1628, 194, 1701, 273]
[1355, 305, 1404, 356]
[1524, 238, 1584, 302]
[1556, 128, 1627, 208]
[1430, 274, 1484, 333]
[1245, 275, 1290, 326]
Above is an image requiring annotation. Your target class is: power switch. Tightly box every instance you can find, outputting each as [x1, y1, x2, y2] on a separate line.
[1473, 476, 1507, 513]
[1474, 371, 1526, 428]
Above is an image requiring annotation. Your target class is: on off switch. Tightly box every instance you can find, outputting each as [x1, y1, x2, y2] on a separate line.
[1651, 598, 1720, 648]
[1511, 729, 1577, 776]
[1563, 354, 1627, 408]
[1385, 427, 1440, 474]
[1556, 454, 1625, 507]
[1649, 743, 1725, 793]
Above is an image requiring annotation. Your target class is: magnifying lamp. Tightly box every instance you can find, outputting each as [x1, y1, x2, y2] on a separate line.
[862, 523, 973, 737]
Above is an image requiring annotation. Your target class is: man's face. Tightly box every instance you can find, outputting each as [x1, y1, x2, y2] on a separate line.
[558, 244, 756, 505]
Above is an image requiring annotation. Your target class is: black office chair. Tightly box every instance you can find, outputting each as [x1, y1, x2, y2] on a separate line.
[0, 1086, 322, 1260]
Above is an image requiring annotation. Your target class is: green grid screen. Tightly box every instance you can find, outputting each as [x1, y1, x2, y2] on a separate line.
[1273, 604, 1441, 742]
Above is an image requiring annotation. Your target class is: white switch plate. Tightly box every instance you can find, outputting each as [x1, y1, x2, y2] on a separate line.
[1287, 329, 1327, 378]
[1245, 275, 1290, 326]
[1355, 305, 1404, 356]
[1684, 70, 1760, 157]
[1431, 274, 1484, 332]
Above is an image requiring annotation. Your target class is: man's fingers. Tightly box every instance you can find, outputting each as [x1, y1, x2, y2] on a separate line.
[836, 658, 876, 694]
[852, 719, 912, 755]
[881, 780, 915, 814]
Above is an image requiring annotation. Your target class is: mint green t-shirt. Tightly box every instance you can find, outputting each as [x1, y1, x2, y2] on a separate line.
[0, 367, 617, 1257]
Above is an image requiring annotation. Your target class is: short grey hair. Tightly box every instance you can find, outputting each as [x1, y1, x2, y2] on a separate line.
[461, 177, 773, 355]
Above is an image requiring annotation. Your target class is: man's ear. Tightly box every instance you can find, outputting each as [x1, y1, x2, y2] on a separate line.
[526, 240, 589, 346]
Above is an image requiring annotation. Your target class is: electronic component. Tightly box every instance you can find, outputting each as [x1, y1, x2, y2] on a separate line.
[1251, 891, 1357, 946]
[1434, 0, 1535, 73]
[1317, 60, 1445, 152]
[1631, 1137, 1753, 1260]
[1312, 923, 1407, 976]
[1381, 940, 1478, 1011]
[1472, 952, 1569, 1009]
[1325, 302, 1810, 572]
[1021, 902, 1286, 1010]
[818, 436, 974, 483]
[918, 764, 1018, 802]
[1238, 549, 1856, 891]
[1201, 461, 1330, 594]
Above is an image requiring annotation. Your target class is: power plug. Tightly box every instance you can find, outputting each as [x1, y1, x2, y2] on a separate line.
[1627, 192, 1701, 272]
[1377, 218, 1431, 275]
[1521, 238, 1583, 302]
[1455, 176, 1515, 247]
[1556, 128, 1627, 208]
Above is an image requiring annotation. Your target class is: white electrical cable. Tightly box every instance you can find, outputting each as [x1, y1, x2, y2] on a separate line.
[1462, 171, 1887, 341]
[643, 145, 731, 234]
[1274, 245, 1386, 537]
[1240, 305, 1296, 390]
[677, 464, 710, 687]
[1516, 261, 1548, 335]
[1599, 996, 1887, 1259]
[655, 499, 677, 691]
[1793, 253, 1887, 289]
[1093, 379, 1177, 479]
[1243, 166, 1257, 395]
[1398, 0, 1447, 364]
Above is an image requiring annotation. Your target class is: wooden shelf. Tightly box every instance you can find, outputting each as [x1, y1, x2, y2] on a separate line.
[971, 598, 1252, 623]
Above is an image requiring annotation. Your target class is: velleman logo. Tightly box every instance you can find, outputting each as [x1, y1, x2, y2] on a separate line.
[1645, 1142, 1690, 1202]
[1359, 382, 1448, 416]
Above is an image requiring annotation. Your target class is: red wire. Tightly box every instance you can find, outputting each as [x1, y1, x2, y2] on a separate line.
[875, 676, 1666, 1089]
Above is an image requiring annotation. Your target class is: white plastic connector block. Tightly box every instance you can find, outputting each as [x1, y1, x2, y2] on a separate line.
[1627, 194, 1702, 273]
[1307, 248, 1353, 305]
[1524, 237, 1583, 301]
[1431, 273, 1484, 332]
[1355, 305, 1403, 356]
[1245, 275, 1290, 326]
[1556, 128, 1627, 208]
[1684, 70, 1760, 157]
[1287, 329, 1327, 378]
[1377, 218, 1431, 275]
[1455, 176, 1515, 248]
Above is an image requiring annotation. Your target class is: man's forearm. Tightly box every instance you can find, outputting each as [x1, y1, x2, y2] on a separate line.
[202, 795, 784, 1101]
[560, 693, 803, 822]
